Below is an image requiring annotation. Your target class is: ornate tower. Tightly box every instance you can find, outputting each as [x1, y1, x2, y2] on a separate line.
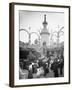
[40, 14, 50, 46]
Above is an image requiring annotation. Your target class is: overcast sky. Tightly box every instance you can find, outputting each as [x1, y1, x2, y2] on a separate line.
[19, 10, 64, 44]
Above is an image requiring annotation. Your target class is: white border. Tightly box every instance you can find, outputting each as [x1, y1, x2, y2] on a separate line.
[14, 5, 69, 86]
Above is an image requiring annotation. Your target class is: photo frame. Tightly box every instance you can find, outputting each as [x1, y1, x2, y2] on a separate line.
[9, 2, 70, 87]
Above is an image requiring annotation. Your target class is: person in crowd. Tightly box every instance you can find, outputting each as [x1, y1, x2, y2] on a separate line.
[48, 55, 54, 72]
[47, 57, 50, 67]
[36, 66, 44, 78]
[43, 62, 46, 76]
[32, 63, 37, 73]
[51, 58, 59, 77]
[28, 69, 33, 79]
[38, 60, 43, 67]
[19, 64, 29, 79]
[58, 54, 64, 75]
[29, 62, 33, 71]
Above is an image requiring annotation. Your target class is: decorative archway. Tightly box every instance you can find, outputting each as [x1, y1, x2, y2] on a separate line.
[19, 29, 29, 43]
[50, 26, 64, 47]
[19, 29, 40, 44]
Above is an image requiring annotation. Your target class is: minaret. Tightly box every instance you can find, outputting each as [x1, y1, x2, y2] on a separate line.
[40, 14, 50, 46]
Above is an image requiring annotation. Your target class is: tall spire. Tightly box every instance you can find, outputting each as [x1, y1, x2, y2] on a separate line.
[42, 14, 48, 29]
[44, 14, 46, 22]
[43, 14, 48, 25]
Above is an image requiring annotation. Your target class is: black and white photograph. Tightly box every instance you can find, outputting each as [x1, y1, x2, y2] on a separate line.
[19, 11, 64, 79]
[9, 3, 70, 87]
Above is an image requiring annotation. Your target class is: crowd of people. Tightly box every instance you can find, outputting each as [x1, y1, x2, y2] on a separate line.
[19, 52, 64, 79]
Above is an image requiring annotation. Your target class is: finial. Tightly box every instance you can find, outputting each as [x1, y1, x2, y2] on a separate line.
[44, 14, 46, 22]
